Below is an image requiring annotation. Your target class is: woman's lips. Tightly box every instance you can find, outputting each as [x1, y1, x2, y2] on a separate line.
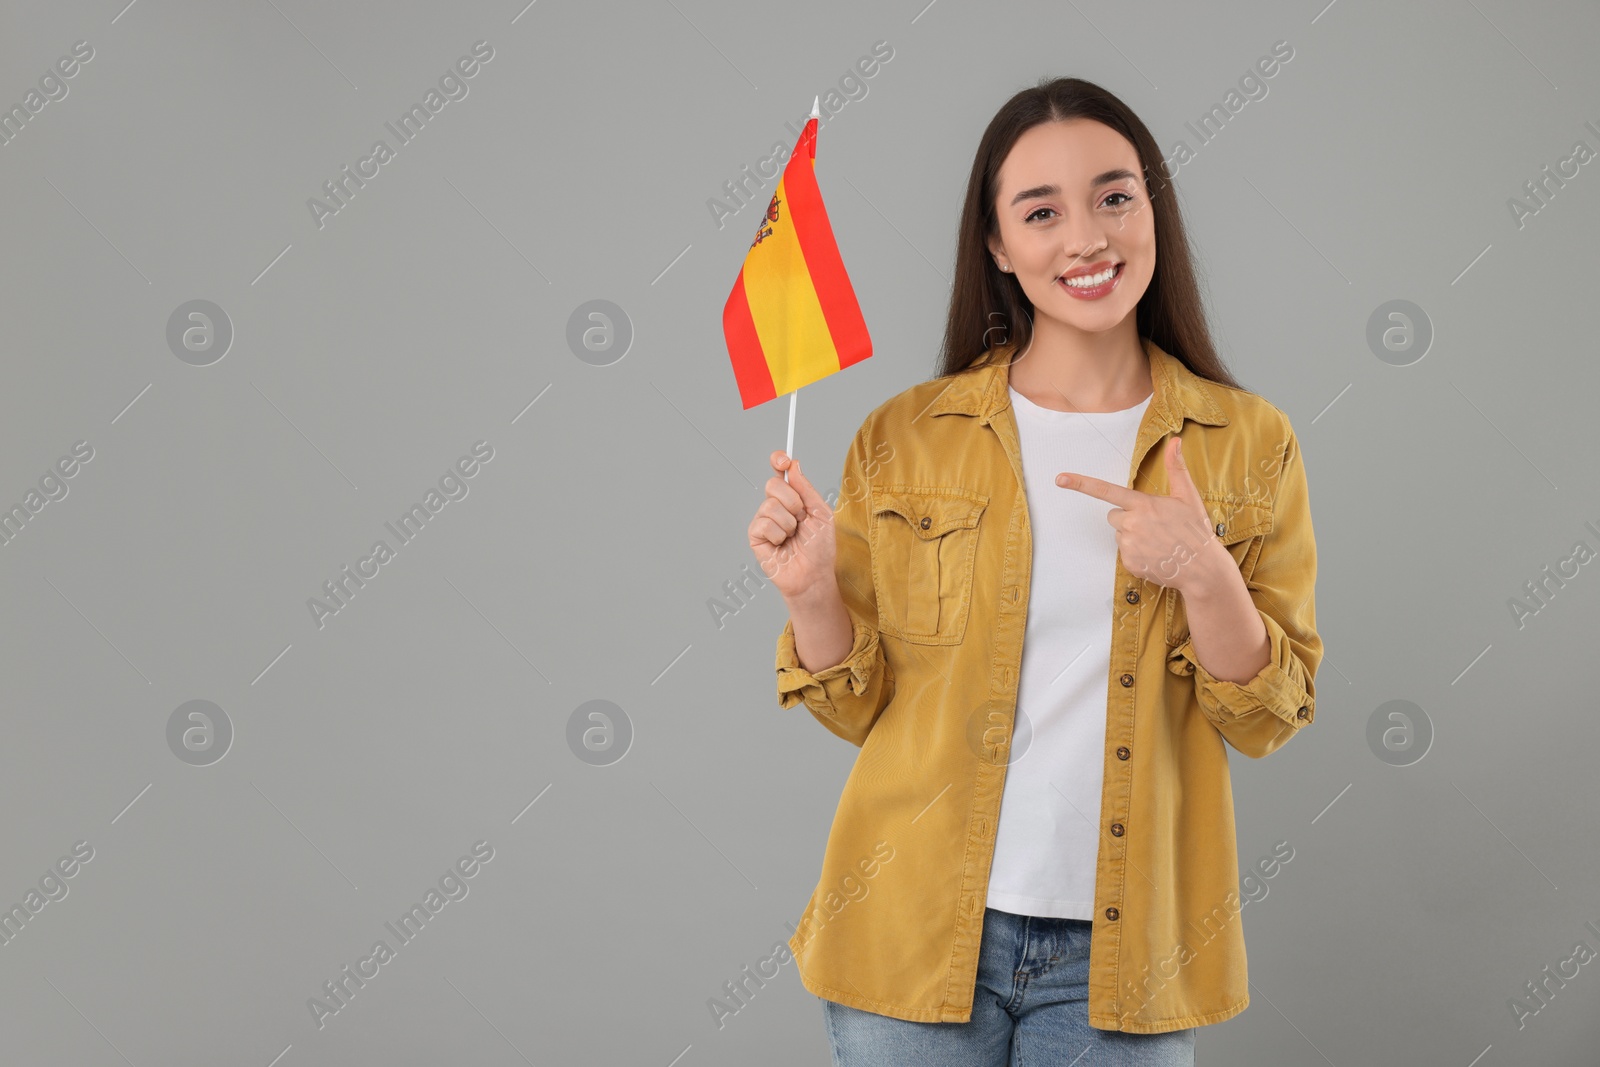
[1056, 262, 1123, 300]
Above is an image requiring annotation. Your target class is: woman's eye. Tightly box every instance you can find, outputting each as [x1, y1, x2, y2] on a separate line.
[1104, 192, 1135, 209]
[1024, 206, 1056, 223]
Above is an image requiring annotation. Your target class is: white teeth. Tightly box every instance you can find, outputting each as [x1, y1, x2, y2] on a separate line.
[1061, 265, 1118, 288]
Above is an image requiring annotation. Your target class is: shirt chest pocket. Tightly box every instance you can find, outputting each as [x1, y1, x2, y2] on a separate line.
[1164, 496, 1273, 648]
[870, 485, 989, 645]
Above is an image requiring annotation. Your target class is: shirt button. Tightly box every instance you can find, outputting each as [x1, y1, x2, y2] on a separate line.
[1105, 907, 1120, 921]
[1297, 706, 1310, 721]
[1110, 822, 1124, 836]
[1116, 746, 1130, 760]
[1119, 673, 1134, 687]
[1124, 589, 1139, 604]
[920, 516, 931, 529]
[1215, 522, 1225, 537]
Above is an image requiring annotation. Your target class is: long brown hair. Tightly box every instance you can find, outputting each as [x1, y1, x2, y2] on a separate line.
[934, 76, 1243, 392]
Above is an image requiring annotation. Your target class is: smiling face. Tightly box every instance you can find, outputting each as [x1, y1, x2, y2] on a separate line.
[986, 118, 1156, 341]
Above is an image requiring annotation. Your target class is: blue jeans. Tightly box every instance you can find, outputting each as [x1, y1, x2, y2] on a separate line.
[821, 907, 1196, 1066]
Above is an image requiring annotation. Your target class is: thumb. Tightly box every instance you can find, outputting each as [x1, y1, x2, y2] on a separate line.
[1164, 436, 1199, 500]
[784, 457, 830, 515]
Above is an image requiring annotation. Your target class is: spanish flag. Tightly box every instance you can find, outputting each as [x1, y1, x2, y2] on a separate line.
[723, 102, 872, 410]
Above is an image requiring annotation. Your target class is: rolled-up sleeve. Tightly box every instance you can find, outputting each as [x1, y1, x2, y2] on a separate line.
[1167, 421, 1322, 759]
[776, 619, 893, 733]
[772, 424, 895, 748]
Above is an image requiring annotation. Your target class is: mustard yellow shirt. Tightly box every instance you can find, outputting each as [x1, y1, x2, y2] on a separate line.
[774, 336, 1322, 1033]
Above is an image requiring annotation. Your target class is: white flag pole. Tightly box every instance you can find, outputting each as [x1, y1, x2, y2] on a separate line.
[782, 95, 823, 487]
[784, 388, 797, 484]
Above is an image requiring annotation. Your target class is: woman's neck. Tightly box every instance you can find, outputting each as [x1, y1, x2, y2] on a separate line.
[1005, 326, 1153, 413]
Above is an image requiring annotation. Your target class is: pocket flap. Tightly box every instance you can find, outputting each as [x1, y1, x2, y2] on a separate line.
[872, 487, 988, 541]
[1201, 497, 1272, 544]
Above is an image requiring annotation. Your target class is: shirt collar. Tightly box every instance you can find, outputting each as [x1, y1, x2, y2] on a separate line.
[925, 335, 1230, 434]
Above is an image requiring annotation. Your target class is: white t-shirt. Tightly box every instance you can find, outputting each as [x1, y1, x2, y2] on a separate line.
[985, 383, 1152, 919]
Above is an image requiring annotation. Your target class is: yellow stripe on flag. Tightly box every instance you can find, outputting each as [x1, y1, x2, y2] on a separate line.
[740, 173, 841, 397]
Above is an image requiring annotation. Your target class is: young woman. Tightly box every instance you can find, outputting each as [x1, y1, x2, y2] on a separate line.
[748, 76, 1322, 1067]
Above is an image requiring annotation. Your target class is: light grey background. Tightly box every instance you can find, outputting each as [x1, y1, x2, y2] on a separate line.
[1, 0, 1596, 1064]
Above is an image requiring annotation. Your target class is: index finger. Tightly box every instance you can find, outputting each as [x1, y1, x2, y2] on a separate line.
[1057, 472, 1145, 509]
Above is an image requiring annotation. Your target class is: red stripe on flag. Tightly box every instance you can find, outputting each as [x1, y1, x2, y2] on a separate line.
[722, 271, 777, 409]
[783, 126, 872, 370]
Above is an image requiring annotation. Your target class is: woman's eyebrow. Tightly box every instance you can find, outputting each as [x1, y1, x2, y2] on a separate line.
[1007, 168, 1139, 207]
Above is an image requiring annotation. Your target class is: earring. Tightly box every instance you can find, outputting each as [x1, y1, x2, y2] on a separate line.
[998, 262, 1011, 272]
